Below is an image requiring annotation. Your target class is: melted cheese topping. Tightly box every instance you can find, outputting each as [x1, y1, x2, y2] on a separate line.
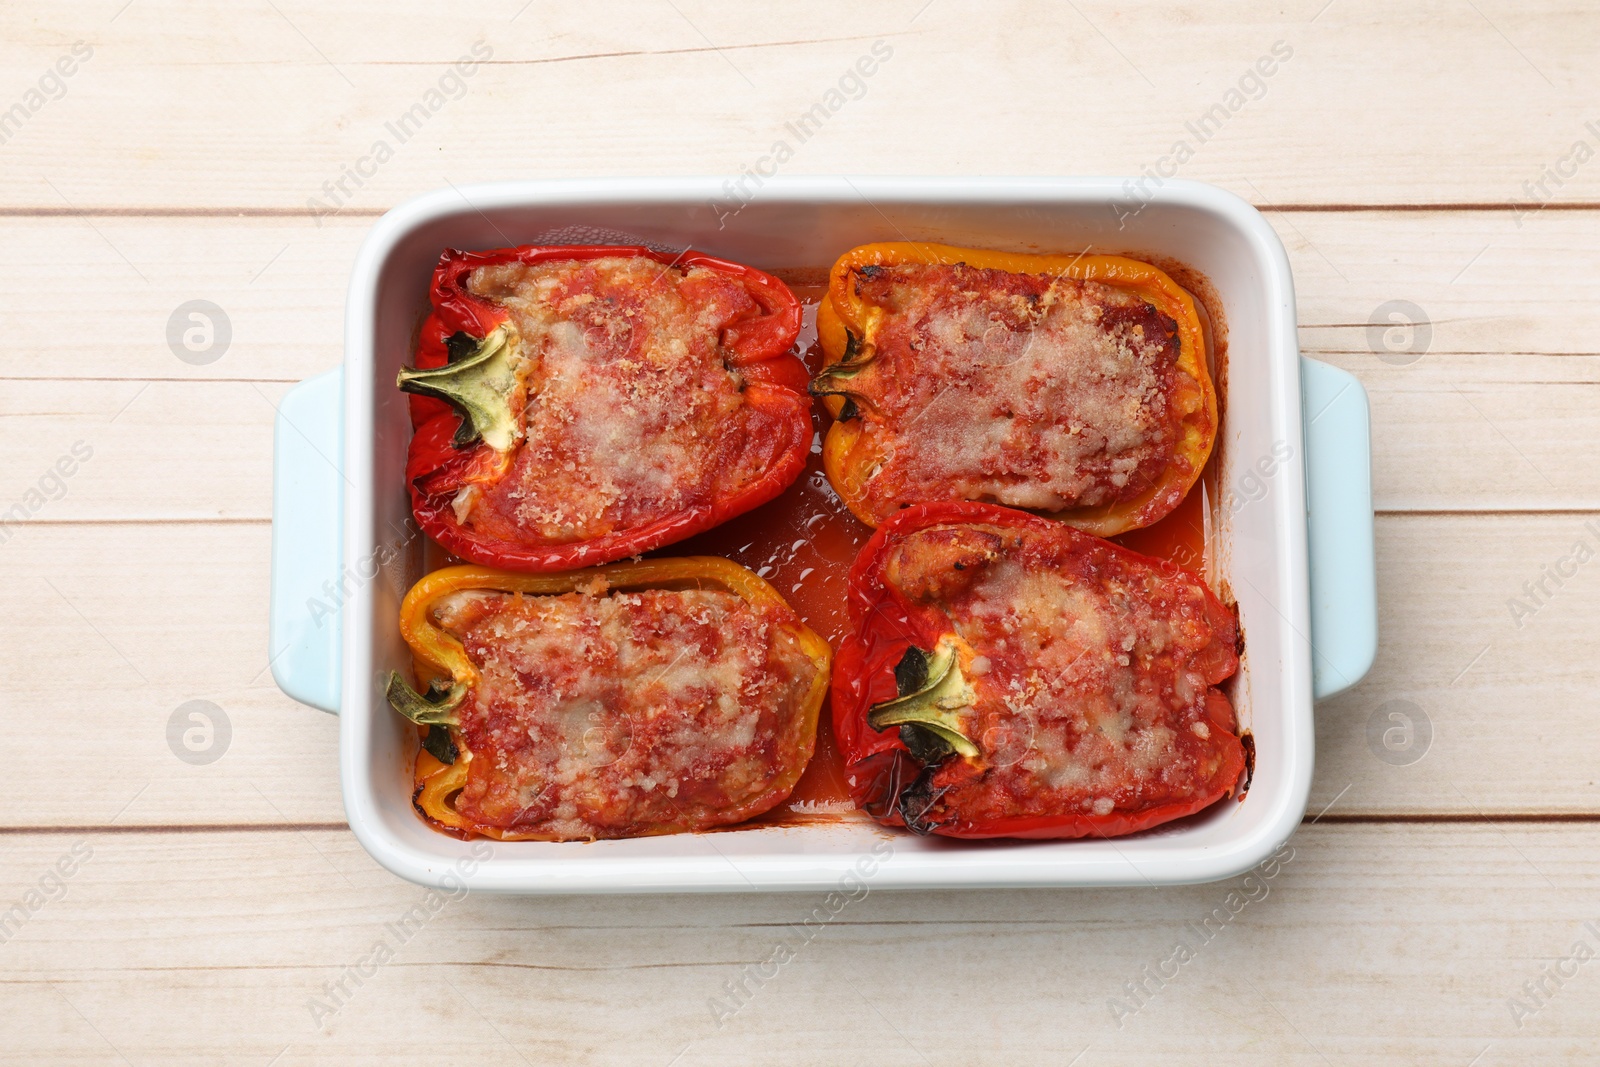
[433, 586, 817, 839]
[460, 257, 783, 544]
[846, 263, 1197, 512]
[885, 522, 1238, 824]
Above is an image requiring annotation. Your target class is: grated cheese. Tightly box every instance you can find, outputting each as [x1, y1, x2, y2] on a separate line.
[845, 263, 1201, 513]
[459, 256, 786, 544]
[432, 585, 817, 839]
[885, 521, 1238, 822]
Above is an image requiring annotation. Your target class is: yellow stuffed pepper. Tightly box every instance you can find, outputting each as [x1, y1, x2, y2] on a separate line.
[387, 559, 831, 842]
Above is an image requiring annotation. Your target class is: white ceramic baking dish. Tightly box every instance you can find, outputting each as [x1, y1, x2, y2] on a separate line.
[268, 177, 1375, 894]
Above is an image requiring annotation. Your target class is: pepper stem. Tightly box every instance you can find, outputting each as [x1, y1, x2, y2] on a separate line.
[867, 636, 979, 759]
[385, 671, 466, 727]
[397, 324, 522, 452]
[809, 329, 875, 401]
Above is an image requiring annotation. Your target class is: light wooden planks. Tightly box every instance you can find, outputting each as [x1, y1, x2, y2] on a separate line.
[1286, 209, 1600, 361]
[1, 350, 1593, 524]
[0, 2, 1598, 209]
[0, 523, 344, 827]
[0, 379, 285, 523]
[0, 210, 1590, 818]
[4, 211, 1600, 517]
[3, 1, 1596, 1063]
[1313, 513, 1600, 815]
[7, 208, 1600, 382]
[1320, 352, 1600, 511]
[1, 512, 1596, 827]
[0, 217, 361, 384]
[0, 824, 1596, 1064]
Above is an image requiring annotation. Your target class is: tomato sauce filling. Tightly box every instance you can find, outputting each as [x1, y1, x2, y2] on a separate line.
[841, 262, 1201, 515]
[456, 256, 793, 544]
[432, 585, 820, 840]
[880, 520, 1241, 830]
[413, 275, 1226, 830]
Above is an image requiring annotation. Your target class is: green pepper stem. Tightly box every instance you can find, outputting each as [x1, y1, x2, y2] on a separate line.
[385, 671, 465, 727]
[808, 329, 875, 398]
[396, 324, 522, 452]
[867, 637, 979, 759]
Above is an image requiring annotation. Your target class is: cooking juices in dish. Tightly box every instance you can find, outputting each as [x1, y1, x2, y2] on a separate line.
[396, 245, 813, 571]
[832, 501, 1243, 839]
[390, 245, 1238, 842]
[810, 243, 1217, 536]
[387, 560, 831, 841]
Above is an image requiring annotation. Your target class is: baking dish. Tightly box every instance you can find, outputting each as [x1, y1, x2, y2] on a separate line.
[268, 177, 1376, 893]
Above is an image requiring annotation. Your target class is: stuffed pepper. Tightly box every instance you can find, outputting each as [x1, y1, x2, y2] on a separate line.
[399, 245, 811, 571]
[833, 501, 1243, 839]
[387, 559, 832, 841]
[811, 243, 1217, 536]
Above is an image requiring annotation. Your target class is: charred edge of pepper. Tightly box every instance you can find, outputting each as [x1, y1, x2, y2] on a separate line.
[897, 764, 948, 835]
[445, 331, 477, 364]
[1157, 304, 1181, 356]
[396, 323, 521, 452]
[867, 639, 979, 759]
[899, 723, 953, 764]
[386, 671, 466, 728]
[842, 328, 866, 364]
[894, 643, 929, 695]
[423, 723, 459, 764]
[858, 751, 911, 822]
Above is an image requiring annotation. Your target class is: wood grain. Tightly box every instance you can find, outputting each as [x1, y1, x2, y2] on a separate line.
[0, 523, 344, 828]
[0, 825, 1596, 1064]
[0, 218, 359, 383]
[3, 211, 1600, 518]
[6, 207, 1600, 381]
[0, 513, 1594, 828]
[0, 379, 285, 523]
[1, 2, 1597, 210]
[1313, 513, 1600, 815]
[2, 351, 1590, 524]
[5, 1, 1598, 1059]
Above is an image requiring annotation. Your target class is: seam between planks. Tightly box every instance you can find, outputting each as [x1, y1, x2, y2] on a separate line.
[0, 517, 273, 527]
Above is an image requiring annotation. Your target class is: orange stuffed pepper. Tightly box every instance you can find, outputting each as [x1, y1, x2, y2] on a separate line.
[811, 243, 1217, 536]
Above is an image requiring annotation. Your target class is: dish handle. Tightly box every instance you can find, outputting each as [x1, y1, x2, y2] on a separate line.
[268, 368, 343, 714]
[1300, 356, 1378, 700]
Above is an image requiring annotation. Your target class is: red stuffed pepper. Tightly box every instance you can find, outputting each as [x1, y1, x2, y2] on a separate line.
[833, 501, 1244, 839]
[399, 245, 810, 571]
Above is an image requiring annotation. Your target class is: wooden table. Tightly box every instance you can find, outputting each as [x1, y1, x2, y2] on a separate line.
[3, 2, 1597, 1062]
